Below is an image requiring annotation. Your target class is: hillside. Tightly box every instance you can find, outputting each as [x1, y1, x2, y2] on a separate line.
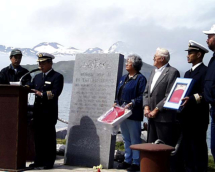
[24, 61, 75, 83]
[23, 60, 154, 83]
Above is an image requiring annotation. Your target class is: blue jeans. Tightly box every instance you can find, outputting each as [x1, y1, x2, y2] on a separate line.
[120, 119, 141, 165]
[211, 106, 215, 162]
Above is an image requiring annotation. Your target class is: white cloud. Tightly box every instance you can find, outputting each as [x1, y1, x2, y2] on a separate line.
[0, 0, 214, 73]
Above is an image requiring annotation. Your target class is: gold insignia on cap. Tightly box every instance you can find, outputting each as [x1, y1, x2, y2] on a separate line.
[188, 43, 191, 47]
[38, 53, 43, 58]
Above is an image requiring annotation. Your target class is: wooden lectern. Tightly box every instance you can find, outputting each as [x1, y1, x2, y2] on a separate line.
[0, 85, 29, 171]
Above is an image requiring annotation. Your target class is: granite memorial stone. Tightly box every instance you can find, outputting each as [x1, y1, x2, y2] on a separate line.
[64, 53, 124, 168]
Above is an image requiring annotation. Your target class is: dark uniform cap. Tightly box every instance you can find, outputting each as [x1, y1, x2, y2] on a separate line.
[10, 49, 22, 57]
[37, 52, 55, 62]
[185, 40, 209, 53]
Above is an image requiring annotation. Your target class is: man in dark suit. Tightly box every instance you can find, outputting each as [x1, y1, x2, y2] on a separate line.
[203, 24, 215, 162]
[0, 49, 31, 85]
[180, 40, 209, 172]
[143, 47, 180, 146]
[29, 53, 64, 169]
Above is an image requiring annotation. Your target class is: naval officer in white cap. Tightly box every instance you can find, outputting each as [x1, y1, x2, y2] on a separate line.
[180, 40, 209, 171]
[29, 52, 64, 169]
[203, 24, 215, 163]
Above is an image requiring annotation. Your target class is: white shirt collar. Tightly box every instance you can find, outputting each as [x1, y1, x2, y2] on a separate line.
[192, 62, 202, 71]
[155, 63, 168, 72]
[44, 68, 53, 76]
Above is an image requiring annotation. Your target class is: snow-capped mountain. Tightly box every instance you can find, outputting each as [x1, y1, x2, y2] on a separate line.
[0, 45, 14, 53]
[0, 41, 133, 58]
[21, 48, 37, 56]
[108, 41, 134, 55]
[32, 42, 82, 55]
[84, 47, 104, 54]
[0, 41, 154, 78]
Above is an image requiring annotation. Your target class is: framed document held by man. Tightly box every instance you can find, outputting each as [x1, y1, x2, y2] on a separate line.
[164, 78, 193, 112]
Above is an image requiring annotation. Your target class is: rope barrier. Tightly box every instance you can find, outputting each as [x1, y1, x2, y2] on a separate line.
[58, 118, 69, 124]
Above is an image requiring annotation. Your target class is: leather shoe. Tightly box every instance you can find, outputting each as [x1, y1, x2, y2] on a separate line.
[127, 164, 140, 171]
[29, 163, 43, 168]
[43, 165, 53, 169]
[117, 161, 131, 169]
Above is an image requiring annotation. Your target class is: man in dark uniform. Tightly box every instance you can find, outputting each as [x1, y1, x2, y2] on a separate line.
[180, 40, 209, 172]
[0, 49, 31, 85]
[203, 24, 215, 162]
[29, 53, 64, 169]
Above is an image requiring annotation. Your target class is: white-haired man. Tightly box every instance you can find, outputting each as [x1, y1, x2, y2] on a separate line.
[203, 24, 215, 162]
[143, 47, 180, 146]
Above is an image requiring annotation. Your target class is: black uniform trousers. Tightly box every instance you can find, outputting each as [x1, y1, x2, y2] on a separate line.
[34, 119, 56, 166]
[180, 123, 208, 172]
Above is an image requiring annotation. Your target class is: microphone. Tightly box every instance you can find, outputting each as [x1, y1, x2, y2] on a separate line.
[19, 67, 41, 85]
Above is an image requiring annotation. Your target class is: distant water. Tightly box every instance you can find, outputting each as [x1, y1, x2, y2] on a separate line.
[28, 83, 211, 148]
[208, 120, 211, 148]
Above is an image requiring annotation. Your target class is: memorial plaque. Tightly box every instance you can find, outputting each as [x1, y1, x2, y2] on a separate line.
[64, 54, 124, 168]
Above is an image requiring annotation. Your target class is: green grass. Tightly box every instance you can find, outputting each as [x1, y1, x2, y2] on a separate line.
[57, 139, 66, 145]
[208, 155, 215, 171]
[115, 141, 124, 151]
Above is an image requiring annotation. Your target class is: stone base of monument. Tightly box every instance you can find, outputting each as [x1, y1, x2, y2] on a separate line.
[130, 143, 175, 172]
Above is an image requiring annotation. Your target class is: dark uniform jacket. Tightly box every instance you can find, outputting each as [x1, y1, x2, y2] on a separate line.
[0, 64, 31, 85]
[180, 63, 209, 128]
[30, 69, 64, 124]
[204, 53, 215, 106]
[115, 72, 147, 121]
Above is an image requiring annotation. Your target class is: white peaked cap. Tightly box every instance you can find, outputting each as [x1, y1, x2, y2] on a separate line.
[203, 24, 215, 35]
[185, 40, 209, 53]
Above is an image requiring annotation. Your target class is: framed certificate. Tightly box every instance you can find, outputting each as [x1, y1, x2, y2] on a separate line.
[163, 78, 193, 112]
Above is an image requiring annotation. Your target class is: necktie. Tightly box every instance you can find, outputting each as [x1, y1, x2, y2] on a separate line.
[43, 73, 45, 80]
